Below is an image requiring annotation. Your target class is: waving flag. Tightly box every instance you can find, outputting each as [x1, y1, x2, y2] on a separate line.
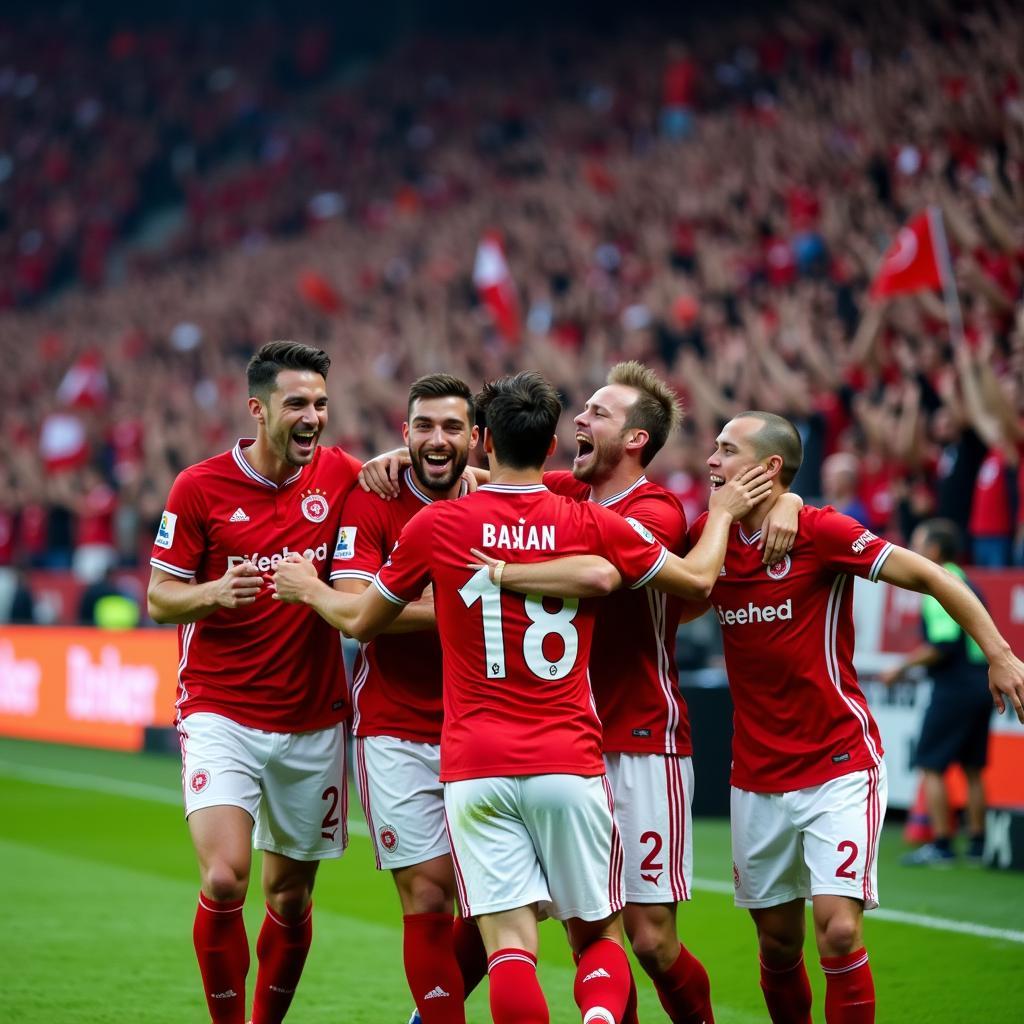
[473, 232, 521, 343]
[870, 209, 944, 299]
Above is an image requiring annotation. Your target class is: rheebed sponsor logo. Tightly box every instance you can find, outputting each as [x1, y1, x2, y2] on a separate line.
[65, 645, 159, 724]
[0, 640, 41, 716]
[227, 542, 329, 572]
[716, 598, 792, 626]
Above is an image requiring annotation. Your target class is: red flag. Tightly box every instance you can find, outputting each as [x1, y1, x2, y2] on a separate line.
[473, 233, 521, 343]
[870, 210, 944, 299]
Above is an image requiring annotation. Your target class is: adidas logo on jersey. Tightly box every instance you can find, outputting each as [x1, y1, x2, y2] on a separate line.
[582, 968, 611, 982]
[229, 507, 250, 522]
[423, 985, 450, 999]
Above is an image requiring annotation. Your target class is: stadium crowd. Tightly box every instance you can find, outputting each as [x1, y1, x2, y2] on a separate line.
[1, 0, 1023, 580]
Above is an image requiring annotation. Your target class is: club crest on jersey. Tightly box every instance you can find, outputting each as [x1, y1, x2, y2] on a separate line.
[766, 555, 791, 580]
[378, 824, 400, 854]
[190, 768, 211, 794]
[624, 516, 656, 544]
[155, 510, 177, 549]
[300, 489, 330, 523]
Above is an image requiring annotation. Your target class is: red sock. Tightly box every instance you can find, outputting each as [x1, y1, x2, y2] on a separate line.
[452, 915, 488, 997]
[573, 937, 634, 1024]
[650, 944, 715, 1024]
[193, 893, 249, 1024]
[403, 913, 465, 1023]
[759, 954, 812, 1024]
[487, 948, 548, 1024]
[250, 903, 313, 1024]
[821, 948, 875, 1024]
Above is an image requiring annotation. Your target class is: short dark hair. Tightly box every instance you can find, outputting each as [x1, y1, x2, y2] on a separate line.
[247, 341, 331, 399]
[407, 373, 475, 425]
[476, 372, 561, 470]
[607, 361, 683, 466]
[918, 518, 961, 562]
[738, 411, 803, 486]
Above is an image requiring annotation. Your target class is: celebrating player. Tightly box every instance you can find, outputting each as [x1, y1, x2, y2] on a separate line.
[476, 410, 1024, 1024]
[332, 373, 487, 1022]
[272, 371, 771, 1024]
[540, 362, 801, 1023]
[147, 342, 362, 1024]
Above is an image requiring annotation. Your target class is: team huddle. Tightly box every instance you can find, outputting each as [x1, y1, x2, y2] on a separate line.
[148, 342, 1024, 1024]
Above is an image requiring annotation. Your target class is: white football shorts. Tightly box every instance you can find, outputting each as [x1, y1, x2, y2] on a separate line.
[730, 763, 887, 910]
[605, 752, 694, 904]
[353, 734, 449, 870]
[179, 712, 348, 861]
[444, 773, 624, 922]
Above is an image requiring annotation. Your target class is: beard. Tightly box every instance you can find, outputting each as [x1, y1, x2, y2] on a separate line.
[573, 436, 627, 483]
[410, 445, 471, 492]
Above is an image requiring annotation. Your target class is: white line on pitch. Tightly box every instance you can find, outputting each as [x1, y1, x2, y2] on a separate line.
[3, 758, 1022, 944]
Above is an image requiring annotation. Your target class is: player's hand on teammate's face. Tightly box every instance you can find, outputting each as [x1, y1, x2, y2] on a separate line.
[358, 447, 409, 499]
[759, 493, 800, 564]
[709, 465, 772, 519]
[215, 560, 263, 608]
[989, 651, 1024, 724]
[270, 553, 318, 603]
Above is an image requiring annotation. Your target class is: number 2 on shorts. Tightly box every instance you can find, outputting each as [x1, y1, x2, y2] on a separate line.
[835, 839, 859, 879]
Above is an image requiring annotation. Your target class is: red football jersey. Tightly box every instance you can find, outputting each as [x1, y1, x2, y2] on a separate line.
[545, 471, 692, 755]
[150, 440, 361, 732]
[332, 468, 467, 743]
[374, 483, 668, 782]
[690, 505, 892, 793]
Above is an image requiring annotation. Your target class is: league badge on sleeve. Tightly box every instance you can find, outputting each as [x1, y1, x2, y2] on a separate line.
[335, 526, 357, 560]
[625, 516, 656, 544]
[155, 510, 177, 549]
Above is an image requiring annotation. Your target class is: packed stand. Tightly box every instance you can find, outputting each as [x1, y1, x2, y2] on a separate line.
[1, 0, 1023, 601]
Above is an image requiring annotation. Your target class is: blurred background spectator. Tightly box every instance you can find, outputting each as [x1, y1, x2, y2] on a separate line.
[0, 0, 1022, 603]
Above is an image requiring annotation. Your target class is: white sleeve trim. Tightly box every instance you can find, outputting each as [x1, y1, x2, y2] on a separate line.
[150, 557, 196, 580]
[629, 546, 668, 590]
[868, 543, 894, 583]
[372, 575, 409, 606]
[330, 569, 376, 583]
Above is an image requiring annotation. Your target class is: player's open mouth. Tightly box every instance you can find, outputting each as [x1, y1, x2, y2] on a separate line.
[574, 434, 594, 465]
[422, 450, 452, 471]
[292, 430, 317, 452]
[709, 474, 725, 489]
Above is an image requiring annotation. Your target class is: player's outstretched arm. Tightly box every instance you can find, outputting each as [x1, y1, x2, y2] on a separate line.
[879, 547, 1024, 723]
[649, 467, 771, 599]
[468, 549, 621, 597]
[334, 579, 436, 633]
[147, 563, 263, 624]
[271, 555, 402, 640]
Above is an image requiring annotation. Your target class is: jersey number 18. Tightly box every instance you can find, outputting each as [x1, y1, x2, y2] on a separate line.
[459, 566, 580, 681]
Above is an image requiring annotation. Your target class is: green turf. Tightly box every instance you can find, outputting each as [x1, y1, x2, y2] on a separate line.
[0, 737, 1022, 1022]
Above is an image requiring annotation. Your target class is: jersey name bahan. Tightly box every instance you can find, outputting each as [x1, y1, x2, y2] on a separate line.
[544, 471, 693, 756]
[690, 504, 893, 793]
[150, 440, 361, 732]
[374, 483, 668, 783]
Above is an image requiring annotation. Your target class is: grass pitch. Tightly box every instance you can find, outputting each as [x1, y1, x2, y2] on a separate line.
[0, 737, 1021, 1022]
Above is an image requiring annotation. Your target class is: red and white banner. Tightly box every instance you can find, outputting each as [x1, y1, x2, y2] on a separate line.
[473, 232, 521, 343]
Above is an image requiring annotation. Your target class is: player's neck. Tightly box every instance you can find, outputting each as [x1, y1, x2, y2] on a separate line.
[740, 489, 781, 535]
[488, 459, 545, 487]
[588, 461, 645, 503]
[245, 436, 297, 486]
[411, 468, 464, 502]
